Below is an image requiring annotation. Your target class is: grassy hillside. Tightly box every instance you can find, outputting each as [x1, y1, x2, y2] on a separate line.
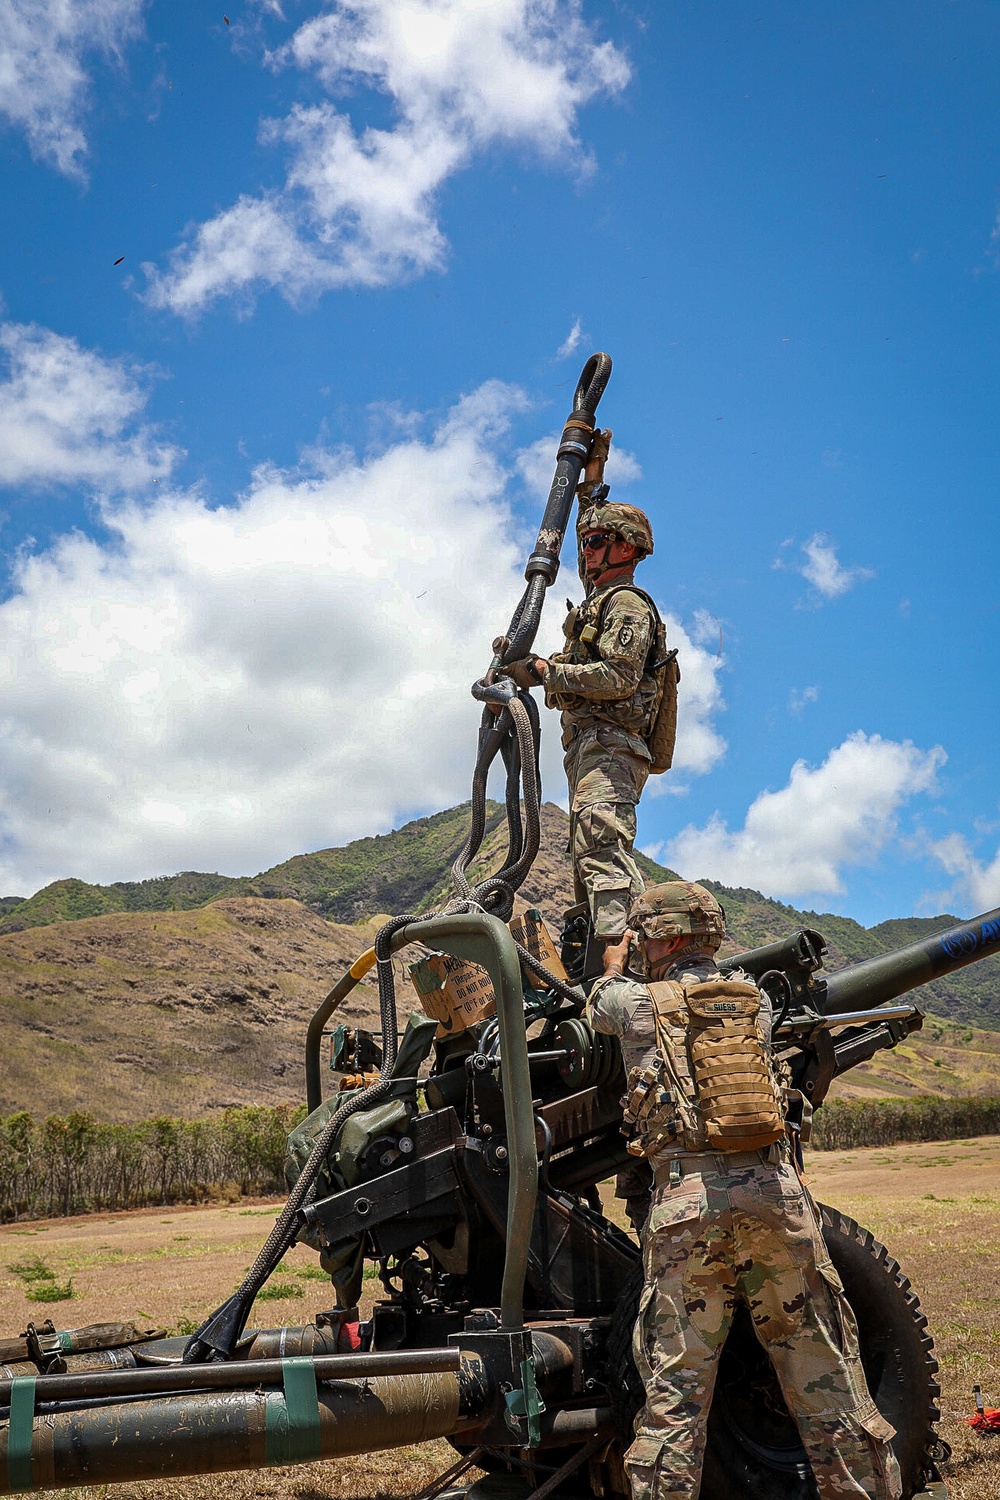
[0, 898, 392, 1119]
[0, 800, 996, 1128]
[0, 873, 251, 934]
[252, 802, 506, 921]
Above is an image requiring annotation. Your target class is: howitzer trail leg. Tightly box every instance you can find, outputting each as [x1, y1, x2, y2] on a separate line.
[0, 1371, 471, 1491]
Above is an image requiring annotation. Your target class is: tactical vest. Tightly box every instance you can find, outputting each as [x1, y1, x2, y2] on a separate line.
[621, 977, 787, 1157]
[551, 584, 679, 770]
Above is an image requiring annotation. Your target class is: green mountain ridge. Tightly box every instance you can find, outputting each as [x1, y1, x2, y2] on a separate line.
[2, 803, 997, 1030]
[0, 804, 504, 935]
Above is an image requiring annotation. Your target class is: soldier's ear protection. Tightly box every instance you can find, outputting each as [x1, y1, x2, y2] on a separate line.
[628, 927, 648, 978]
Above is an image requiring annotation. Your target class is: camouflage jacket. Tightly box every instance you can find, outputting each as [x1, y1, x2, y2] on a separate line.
[542, 578, 658, 752]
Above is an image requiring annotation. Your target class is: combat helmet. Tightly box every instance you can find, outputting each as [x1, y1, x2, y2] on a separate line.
[628, 881, 725, 976]
[576, 501, 653, 558]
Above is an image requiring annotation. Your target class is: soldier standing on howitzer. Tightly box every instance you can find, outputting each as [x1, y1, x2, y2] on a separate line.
[501, 452, 677, 947]
[588, 880, 902, 1500]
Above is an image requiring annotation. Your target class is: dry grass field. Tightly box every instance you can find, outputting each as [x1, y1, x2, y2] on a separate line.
[1, 1136, 998, 1500]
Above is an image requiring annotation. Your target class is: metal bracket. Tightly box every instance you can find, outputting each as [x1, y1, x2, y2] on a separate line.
[504, 1357, 545, 1448]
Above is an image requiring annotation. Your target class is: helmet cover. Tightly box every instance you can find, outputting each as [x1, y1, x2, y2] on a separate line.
[628, 881, 725, 975]
[577, 501, 653, 558]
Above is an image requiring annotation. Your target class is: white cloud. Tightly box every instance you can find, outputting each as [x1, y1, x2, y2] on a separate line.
[789, 684, 819, 714]
[145, 0, 629, 314]
[0, 0, 143, 179]
[928, 833, 1000, 914]
[0, 368, 726, 895]
[516, 432, 641, 503]
[0, 322, 177, 493]
[651, 609, 726, 786]
[0, 326, 728, 896]
[555, 318, 585, 360]
[791, 532, 875, 601]
[663, 731, 945, 898]
[0, 382, 525, 893]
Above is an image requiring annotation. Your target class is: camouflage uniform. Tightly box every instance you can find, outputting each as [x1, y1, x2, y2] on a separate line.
[542, 578, 657, 939]
[588, 958, 902, 1500]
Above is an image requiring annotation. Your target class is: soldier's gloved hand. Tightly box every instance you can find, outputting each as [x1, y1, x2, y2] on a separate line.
[499, 657, 547, 690]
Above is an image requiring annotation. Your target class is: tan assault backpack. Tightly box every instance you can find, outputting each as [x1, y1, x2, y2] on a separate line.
[680, 979, 787, 1152]
[593, 584, 679, 773]
[622, 977, 786, 1156]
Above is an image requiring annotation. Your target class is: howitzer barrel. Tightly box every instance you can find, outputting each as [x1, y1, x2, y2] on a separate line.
[0, 1363, 485, 1493]
[822, 906, 1000, 1014]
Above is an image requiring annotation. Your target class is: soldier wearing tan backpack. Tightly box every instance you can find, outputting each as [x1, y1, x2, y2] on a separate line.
[588, 881, 902, 1500]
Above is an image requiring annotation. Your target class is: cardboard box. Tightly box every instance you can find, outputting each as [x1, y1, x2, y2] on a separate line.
[409, 951, 497, 1036]
[509, 908, 568, 984]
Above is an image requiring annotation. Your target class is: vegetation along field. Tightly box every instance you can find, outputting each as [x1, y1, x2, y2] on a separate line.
[1, 1137, 997, 1500]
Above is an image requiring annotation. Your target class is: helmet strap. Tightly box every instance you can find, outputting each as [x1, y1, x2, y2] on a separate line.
[646, 935, 708, 982]
[584, 555, 637, 588]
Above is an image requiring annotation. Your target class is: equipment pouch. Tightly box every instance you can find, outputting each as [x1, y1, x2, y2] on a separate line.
[621, 1062, 680, 1158]
[683, 979, 786, 1152]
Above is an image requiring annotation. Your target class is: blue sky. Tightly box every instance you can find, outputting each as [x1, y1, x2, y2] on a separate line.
[0, 0, 998, 926]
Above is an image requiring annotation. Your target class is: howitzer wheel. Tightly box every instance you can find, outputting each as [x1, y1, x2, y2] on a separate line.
[606, 1204, 942, 1500]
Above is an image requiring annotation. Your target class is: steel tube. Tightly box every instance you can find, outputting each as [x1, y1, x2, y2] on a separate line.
[393, 913, 537, 1331]
[0, 1348, 460, 1406]
[538, 1405, 615, 1446]
[0, 1369, 478, 1493]
[815, 1004, 917, 1032]
[823, 907, 1000, 1014]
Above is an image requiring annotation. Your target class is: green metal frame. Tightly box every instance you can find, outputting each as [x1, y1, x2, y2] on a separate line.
[304, 913, 537, 1331]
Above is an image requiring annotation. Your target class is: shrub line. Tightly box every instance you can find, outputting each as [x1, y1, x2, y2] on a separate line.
[0, 1105, 306, 1223]
[3, 1095, 998, 1221]
[810, 1094, 1000, 1150]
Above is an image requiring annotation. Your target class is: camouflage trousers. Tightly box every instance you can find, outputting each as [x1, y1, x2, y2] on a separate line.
[627, 1154, 902, 1500]
[564, 727, 650, 940]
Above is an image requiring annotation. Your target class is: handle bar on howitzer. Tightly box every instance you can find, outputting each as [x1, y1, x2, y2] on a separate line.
[304, 913, 536, 1332]
[772, 1001, 926, 1103]
[775, 1003, 920, 1039]
[474, 353, 612, 708]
